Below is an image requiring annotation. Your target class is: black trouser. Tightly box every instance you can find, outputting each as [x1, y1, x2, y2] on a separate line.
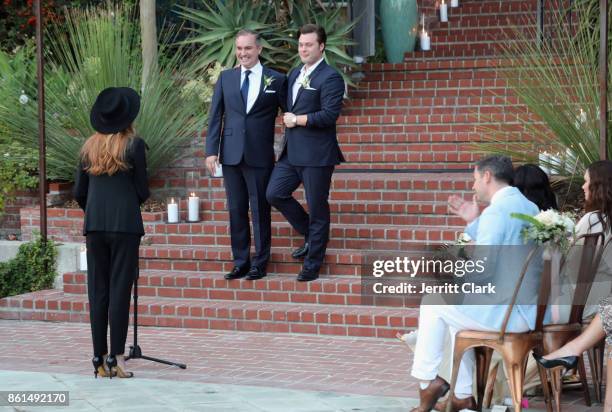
[266, 155, 334, 273]
[222, 161, 273, 271]
[86, 232, 141, 357]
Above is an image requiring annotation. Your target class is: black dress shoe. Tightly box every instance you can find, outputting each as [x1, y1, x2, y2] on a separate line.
[533, 352, 578, 370]
[297, 268, 319, 282]
[291, 242, 309, 259]
[245, 267, 267, 280]
[224, 266, 250, 280]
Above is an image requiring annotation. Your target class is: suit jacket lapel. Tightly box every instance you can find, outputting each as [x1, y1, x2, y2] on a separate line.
[233, 68, 246, 111]
[288, 66, 301, 110]
[249, 67, 266, 112]
[291, 60, 327, 110]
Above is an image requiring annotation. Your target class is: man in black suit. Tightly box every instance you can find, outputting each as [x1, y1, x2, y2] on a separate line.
[266, 24, 345, 282]
[205, 29, 286, 280]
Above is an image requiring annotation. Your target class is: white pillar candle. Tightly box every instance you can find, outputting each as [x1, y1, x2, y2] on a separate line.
[420, 32, 431, 51]
[167, 198, 179, 223]
[440, 1, 448, 22]
[188, 193, 199, 222]
[451, 0, 459, 7]
[79, 245, 87, 271]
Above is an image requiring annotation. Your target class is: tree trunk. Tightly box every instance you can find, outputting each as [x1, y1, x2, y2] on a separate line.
[140, 0, 158, 92]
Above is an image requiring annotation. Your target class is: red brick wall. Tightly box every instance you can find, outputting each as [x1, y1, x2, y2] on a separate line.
[0, 190, 39, 237]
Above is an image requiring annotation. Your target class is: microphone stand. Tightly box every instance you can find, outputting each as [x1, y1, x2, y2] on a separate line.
[125, 275, 186, 369]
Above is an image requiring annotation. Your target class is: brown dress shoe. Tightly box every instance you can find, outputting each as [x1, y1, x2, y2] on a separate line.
[410, 376, 451, 412]
[434, 394, 477, 412]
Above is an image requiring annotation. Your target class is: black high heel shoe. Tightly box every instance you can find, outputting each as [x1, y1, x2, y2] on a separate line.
[533, 352, 578, 370]
[106, 355, 134, 379]
[92, 356, 109, 378]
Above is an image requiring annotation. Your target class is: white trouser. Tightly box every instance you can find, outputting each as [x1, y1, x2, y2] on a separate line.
[410, 304, 530, 396]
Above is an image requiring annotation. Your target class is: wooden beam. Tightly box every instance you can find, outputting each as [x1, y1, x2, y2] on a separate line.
[600, 0, 608, 160]
[34, 0, 47, 241]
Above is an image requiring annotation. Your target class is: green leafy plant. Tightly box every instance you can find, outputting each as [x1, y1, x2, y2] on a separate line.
[0, 139, 38, 217]
[175, 0, 358, 86]
[476, 1, 611, 181]
[175, 0, 276, 70]
[0, 2, 207, 181]
[0, 234, 57, 299]
[0, 42, 38, 216]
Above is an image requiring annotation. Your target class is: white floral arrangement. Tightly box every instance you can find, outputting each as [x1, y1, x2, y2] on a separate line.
[511, 209, 575, 250]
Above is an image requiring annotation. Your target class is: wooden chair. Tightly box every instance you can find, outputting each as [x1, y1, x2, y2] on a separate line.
[538, 232, 606, 412]
[446, 246, 550, 412]
[585, 236, 612, 403]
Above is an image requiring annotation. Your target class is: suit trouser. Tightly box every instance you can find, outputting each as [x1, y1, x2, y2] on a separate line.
[411, 304, 530, 396]
[86, 232, 141, 357]
[266, 155, 334, 272]
[222, 162, 273, 270]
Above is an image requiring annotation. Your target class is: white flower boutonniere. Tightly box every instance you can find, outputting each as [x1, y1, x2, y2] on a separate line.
[299, 75, 313, 90]
[263, 75, 275, 92]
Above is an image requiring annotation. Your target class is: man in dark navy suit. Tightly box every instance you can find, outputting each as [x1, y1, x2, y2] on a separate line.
[266, 24, 345, 282]
[206, 29, 286, 280]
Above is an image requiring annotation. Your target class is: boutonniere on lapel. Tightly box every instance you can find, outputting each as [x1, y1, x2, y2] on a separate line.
[299, 74, 316, 91]
[263, 75, 276, 93]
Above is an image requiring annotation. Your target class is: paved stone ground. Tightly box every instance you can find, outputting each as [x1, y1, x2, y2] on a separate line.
[0, 320, 604, 411]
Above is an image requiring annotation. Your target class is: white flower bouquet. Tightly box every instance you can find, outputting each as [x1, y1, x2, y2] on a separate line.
[511, 209, 575, 250]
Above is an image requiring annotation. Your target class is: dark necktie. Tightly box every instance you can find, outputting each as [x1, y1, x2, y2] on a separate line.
[241, 70, 251, 107]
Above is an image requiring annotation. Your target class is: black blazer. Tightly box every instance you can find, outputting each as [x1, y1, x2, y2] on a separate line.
[73, 137, 150, 236]
[205, 66, 287, 168]
[284, 60, 345, 166]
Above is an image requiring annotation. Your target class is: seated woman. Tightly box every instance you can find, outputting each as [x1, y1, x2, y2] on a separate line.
[535, 160, 612, 409]
[535, 301, 612, 410]
[513, 163, 558, 211]
[564, 160, 612, 317]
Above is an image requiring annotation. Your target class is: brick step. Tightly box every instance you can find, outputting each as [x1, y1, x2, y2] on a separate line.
[428, 26, 533, 42]
[192, 204, 466, 226]
[444, 0, 537, 15]
[340, 105, 530, 118]
[140, 246, 365, 277]
[361, 58, 514, 74]
[403, 47, 504, 61]
[143, 222, 463, 248]
[62, 270, 421, 308]
[340, 107, 531, 119]
[0, 289, 419, 338]
[429, 14, 535, 28]
[336, 163, 472, 170]
[343, 95, 521, 108]
[342, 151, 477, 165]
[336, 132, 527, 144]
[336, 122, 528, 138]
[137, 243, 461, 276]
[350, 85, 511, 100]
[354, 77, 513, 91]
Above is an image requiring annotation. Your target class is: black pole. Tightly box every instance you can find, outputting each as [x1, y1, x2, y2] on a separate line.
[599, 0, 608, 160]
[34, 0, 47, 241]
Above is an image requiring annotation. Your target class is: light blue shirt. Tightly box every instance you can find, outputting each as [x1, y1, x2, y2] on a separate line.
[457, 186, 541, 331]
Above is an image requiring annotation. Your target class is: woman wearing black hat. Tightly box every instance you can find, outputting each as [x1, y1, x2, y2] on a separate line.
[73, 87, 149, 379]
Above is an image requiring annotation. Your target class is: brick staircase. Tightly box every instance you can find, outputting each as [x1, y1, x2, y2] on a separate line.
[0, 0, 542, 338]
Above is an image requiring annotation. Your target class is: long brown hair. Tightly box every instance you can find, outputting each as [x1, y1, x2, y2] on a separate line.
[584, 160, 612, 233]
[80, 126, 135, 176]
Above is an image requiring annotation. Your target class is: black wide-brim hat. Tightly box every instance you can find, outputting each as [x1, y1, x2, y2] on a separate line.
[90, 87, 141, 134]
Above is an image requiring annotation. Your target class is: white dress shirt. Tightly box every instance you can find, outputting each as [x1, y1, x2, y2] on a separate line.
[241, 61, 262, 113]
[292, 56, 325, 106]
